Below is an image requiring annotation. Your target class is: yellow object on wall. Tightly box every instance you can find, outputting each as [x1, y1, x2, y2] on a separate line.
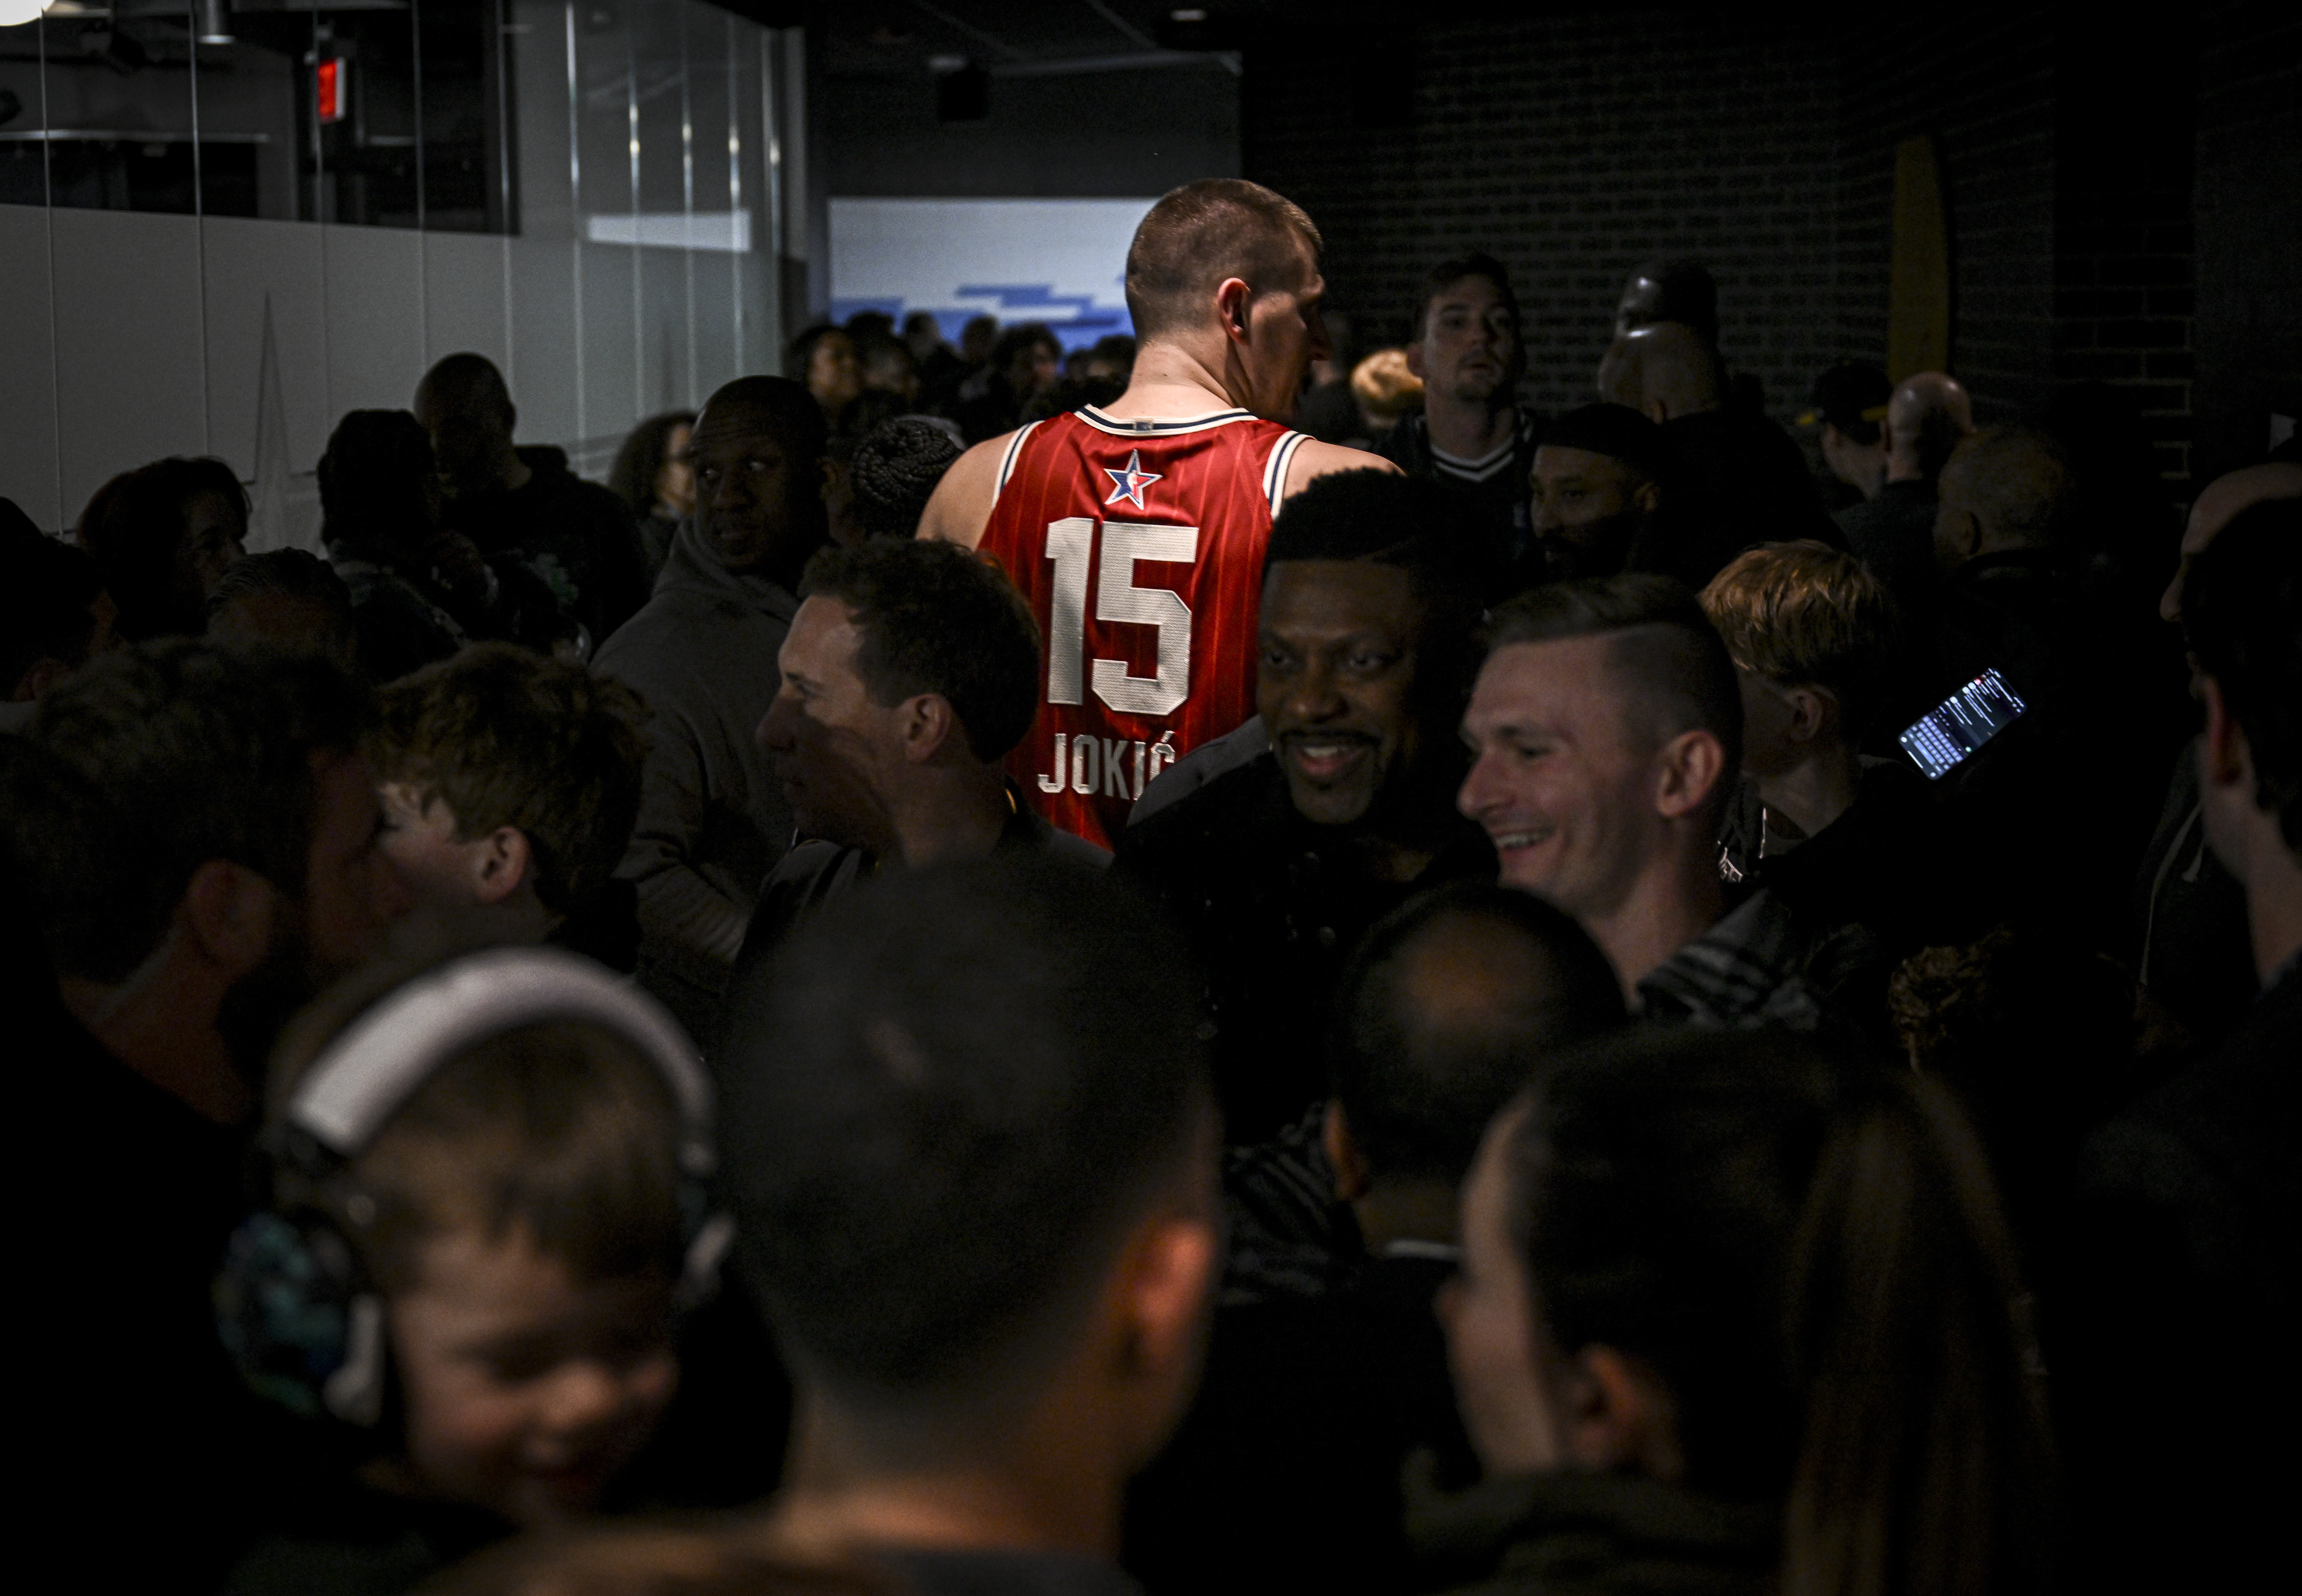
[1889, 134, 1952, 380]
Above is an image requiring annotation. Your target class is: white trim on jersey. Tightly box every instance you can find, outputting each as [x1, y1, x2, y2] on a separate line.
[1262, 429, 1311, 514]
[1075, 406, 1258, 437]
[991, 420, 1046, 507]
[1430, 436, 1520, 484]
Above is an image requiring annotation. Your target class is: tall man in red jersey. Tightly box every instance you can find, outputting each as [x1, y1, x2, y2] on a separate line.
[921, 178, 1394, 847]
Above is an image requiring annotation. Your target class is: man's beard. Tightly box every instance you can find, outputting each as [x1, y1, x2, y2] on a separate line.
[213, 908, 320, 1093]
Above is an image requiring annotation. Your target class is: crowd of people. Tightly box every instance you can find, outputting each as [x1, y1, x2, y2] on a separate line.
[4, 174, 2296, 1596]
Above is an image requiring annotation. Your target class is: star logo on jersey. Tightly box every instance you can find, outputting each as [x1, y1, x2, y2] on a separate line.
[1102, 449, 1164, 510]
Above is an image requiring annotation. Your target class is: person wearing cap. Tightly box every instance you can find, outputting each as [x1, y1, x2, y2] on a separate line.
[1802, 361, 1893, 503]
[1526, 402, 1672, 585]
[1834, 371, 1974, 613]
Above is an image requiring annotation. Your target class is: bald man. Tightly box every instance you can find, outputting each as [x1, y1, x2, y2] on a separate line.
[1916, 425, 2180, 940]
[1599, 320, 1838, 586]
[1836, 371, 1974, 610]
[591, 376, 832, 1040]
[2132, 460, 2302, 1042]
[415, 352, 652, 646]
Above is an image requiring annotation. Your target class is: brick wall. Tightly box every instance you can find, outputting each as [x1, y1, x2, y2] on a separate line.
[1831, 11, 2058, 424]
[1244, 11, 1843, 426]
[1242, 4, 2298, 491]
[2192, 0, 2302, 481]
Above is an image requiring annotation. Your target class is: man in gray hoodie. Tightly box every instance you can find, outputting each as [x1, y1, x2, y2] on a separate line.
[593, 376, 830, 1039]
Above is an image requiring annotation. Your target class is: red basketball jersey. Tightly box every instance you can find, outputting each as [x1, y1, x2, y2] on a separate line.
[979, 406, 1309, 848]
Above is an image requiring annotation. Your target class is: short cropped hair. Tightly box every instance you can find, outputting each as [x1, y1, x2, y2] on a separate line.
[1699, 541, 1898, 736]
[320, 410, 437, 549]
[2185, 496, 2302, 853]
[1332, 884, 1624, 1184]
[1125, 178, 1322, 342]
[1, 640, 372, 981]
[849, 419, 964, 540]
[1939, 427, 2072, 550]
[1417, 252, 1521, 340]
[1, 532, 104, 689]
[721, 855, 1209, 1403]
[1483, 573, 1744, 782]
[371, 643, 648, 915]
[75, 456, 248, 639]
[1543, 402, 1672, 484]
[700, 375, 831, 464]
[208, 549, 359, 664]
[800, 539, 1040, 760]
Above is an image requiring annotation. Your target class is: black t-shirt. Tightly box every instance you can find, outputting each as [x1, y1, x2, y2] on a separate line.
[1114, 754, 1497, 1143]
[20, 983, 285, 1590]
[1125, 1249, 1476, 1595]
[442, 447, 653, 647]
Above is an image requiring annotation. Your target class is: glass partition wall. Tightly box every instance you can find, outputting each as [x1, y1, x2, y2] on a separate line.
[0, 0, 794, 537]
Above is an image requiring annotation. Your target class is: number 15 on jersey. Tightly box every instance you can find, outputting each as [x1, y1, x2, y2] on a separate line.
[1043, 516, 1198, 716]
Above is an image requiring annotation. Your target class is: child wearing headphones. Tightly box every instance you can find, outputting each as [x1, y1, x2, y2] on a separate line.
[219, 948, 721, 1594]
[368, 642, 649, 971]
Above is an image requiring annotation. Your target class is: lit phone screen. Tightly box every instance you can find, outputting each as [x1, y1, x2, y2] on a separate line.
[1900, 667, 2028, 780]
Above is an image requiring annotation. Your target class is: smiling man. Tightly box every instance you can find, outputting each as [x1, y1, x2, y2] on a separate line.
[732, 538, 1104, 980]
[1458, 574, 1837, 1027]
[592, 375, 831, 1041]
[1116, 470, 1493, 1143]
[922, 178, 1394, 850]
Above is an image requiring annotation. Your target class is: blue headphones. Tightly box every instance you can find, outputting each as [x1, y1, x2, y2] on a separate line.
[215, 947, 731, 1428]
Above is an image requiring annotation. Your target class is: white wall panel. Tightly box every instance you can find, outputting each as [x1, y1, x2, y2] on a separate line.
[50, 208, 208, 524]
[0, 204, 64, 530]
[423, 232, 514, 373]
[323, 226, 427, 419]
[201, 216, 330, 482]
[689, 248, 739, 400]
[506, 237, 583, 449]
[577, 240, 640, 454]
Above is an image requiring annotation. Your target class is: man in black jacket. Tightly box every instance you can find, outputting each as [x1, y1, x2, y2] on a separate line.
[417, 353, 653, 647]
[2061, 497, 2302, 1596]
[1117, 470, 1494, 1145]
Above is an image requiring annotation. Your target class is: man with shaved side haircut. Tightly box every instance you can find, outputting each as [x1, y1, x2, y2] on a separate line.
[415, 352, 651, 645]
[1458, 575, 1859, 1026]
[923, 178, 1395, 848]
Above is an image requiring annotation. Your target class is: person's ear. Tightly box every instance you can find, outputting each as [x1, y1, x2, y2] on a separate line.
[1214, 277, 1254, 346]
[1112, 1207, 1219, 1390]
[471, 827, 533, 905]
[1551, 1343, 1686, 1481]
[819, 455, 845, 503]
[180, 858, 280, 977]
[11, 655, 69, 703]
[1631, 478, 1662, 518]
[1324, 1099, 1371, 1204]
[898, 693, 961, 765]
[1404, 341, 1427, 381]
[1643, 398, 1670, 426]
[2199, 673, 2251, 792]
[1784, 685, 1838, 744]
[1653, 728, 1727, 820]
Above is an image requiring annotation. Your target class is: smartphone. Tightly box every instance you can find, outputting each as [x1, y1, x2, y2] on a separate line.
[1899, 667, 2028, 780]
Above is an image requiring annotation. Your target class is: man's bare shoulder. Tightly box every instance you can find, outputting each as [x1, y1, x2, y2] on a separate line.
[916, 434, 1013, 549]
[1280, 438, 1400, 502]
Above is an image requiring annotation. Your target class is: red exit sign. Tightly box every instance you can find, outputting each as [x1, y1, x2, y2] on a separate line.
[316, 57, 346, 125]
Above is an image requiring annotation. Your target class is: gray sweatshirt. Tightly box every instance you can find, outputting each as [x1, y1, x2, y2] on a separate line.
[592, 518, 797, 1040]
